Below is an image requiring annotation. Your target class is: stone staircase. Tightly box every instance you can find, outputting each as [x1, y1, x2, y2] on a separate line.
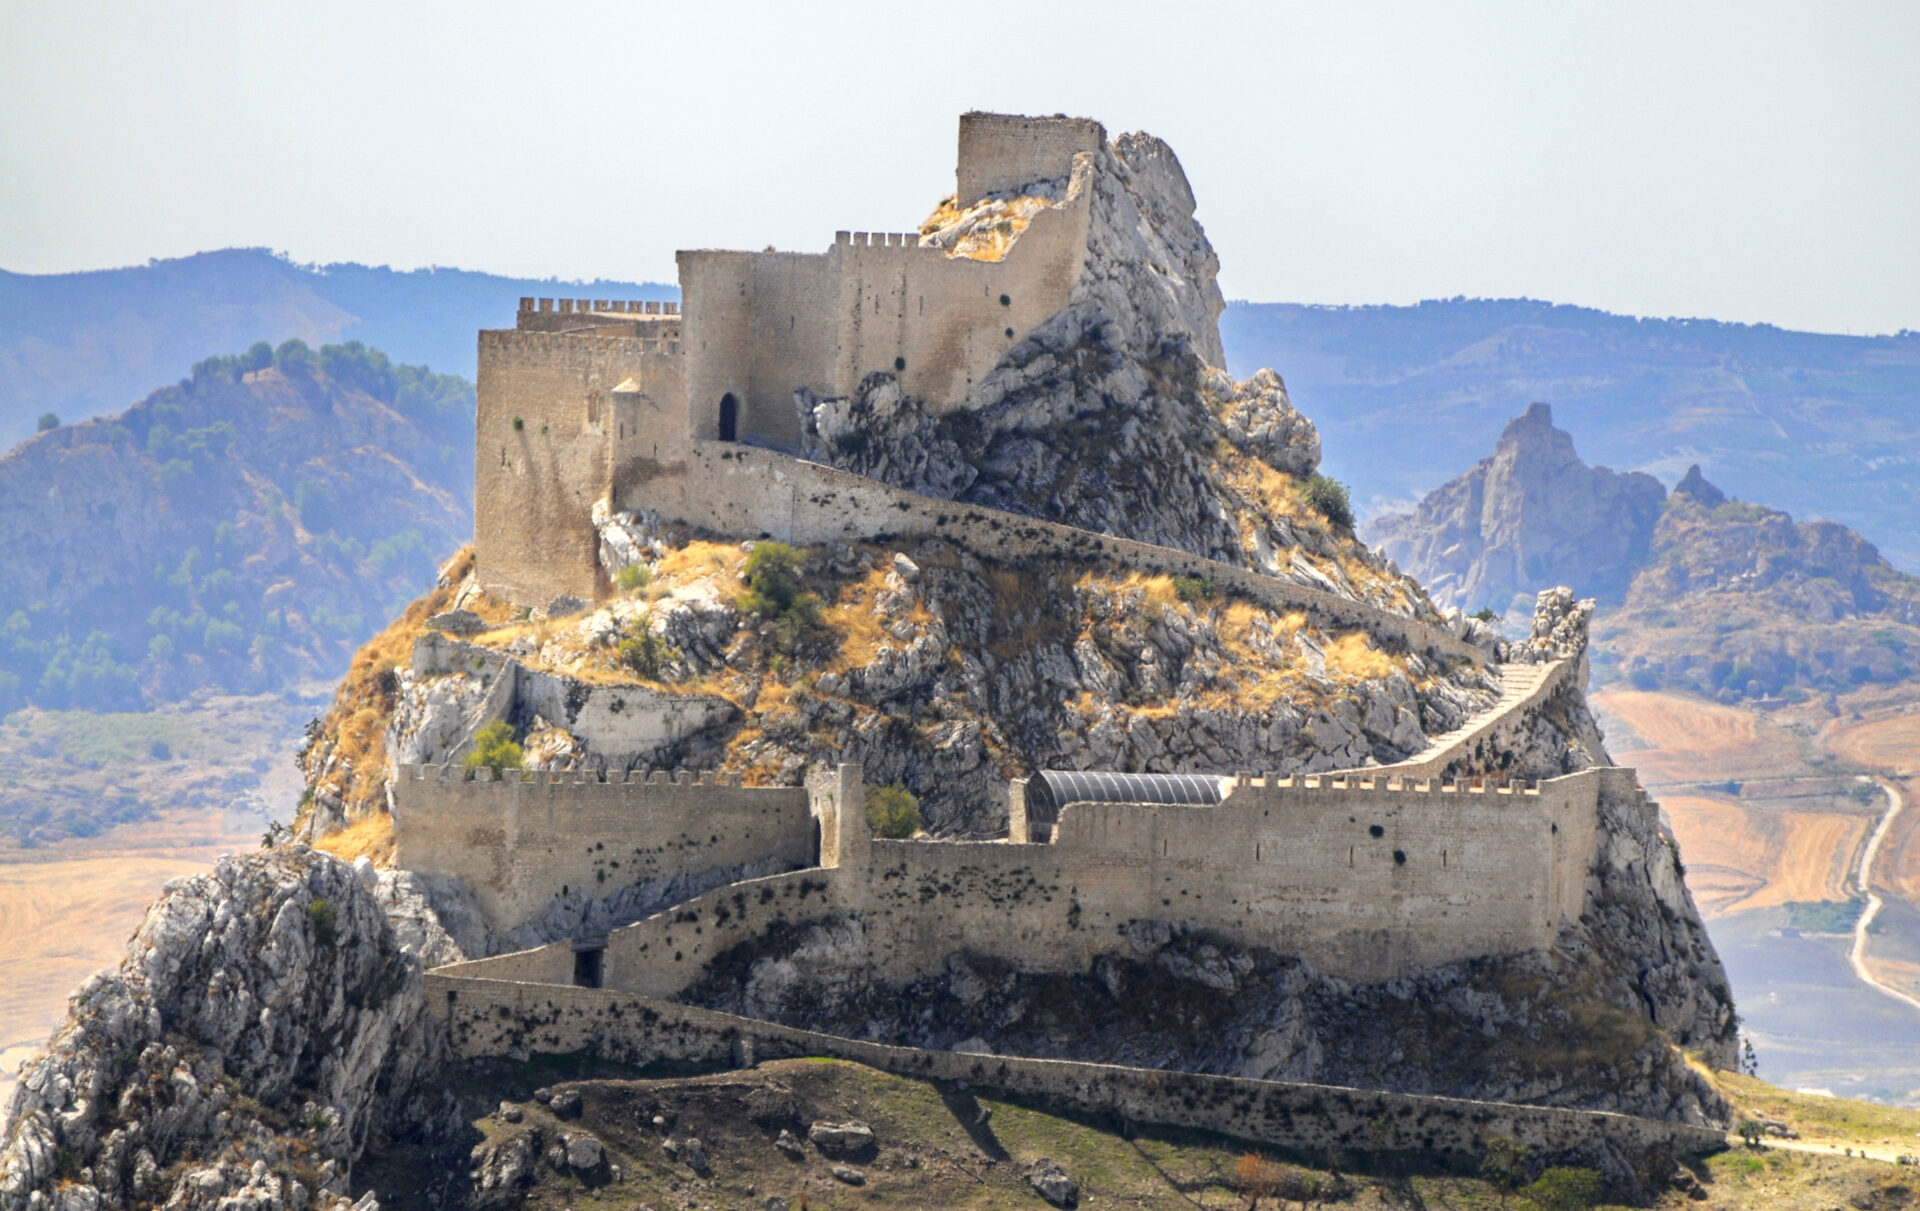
[1364, 659, 1568, 780]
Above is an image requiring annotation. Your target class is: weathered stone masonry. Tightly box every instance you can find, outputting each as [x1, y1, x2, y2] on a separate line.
[433, 765, 1617, 990]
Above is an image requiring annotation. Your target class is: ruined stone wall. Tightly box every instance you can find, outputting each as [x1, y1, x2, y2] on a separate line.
[445, 769, 1608, 992]
[475, 329, 681, 604]
[956, 111, 1106, 200]
[424, 972, 1724, 1171]
[634, 442, 1483, 667]
[390, 765, 814, 936]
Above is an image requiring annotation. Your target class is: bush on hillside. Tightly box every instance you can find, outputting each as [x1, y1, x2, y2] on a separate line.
[866, 784, 921, 839]
[738, 541, 822, 655]
[36, 413, 58, 432]
[1303, 474, 1353, 529]
[618, 629, 677, 680]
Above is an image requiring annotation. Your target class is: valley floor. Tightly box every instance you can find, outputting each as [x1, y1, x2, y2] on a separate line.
[0, 695, 307, 1121]
[1594, 684, 1920, 1105]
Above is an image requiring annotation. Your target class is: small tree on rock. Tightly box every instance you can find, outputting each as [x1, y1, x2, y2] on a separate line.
[464, 719, 524, 775]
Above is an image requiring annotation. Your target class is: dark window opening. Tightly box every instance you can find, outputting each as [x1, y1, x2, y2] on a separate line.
[999, 294, 1011, 306]
[894, 356, 906, 371]
[1368, 824, 1384, 838]
[718, 393, 738, 442]
[1393, 849, 1407, 866]
[1004, 327, 1014, 338]
[572, 947, 603, 989]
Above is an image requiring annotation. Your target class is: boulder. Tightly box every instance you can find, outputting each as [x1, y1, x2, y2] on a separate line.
[1028, 1158, 1078, 1207]
[807, 1119, 875, 1156]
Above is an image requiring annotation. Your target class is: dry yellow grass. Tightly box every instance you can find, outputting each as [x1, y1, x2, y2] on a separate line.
[1592, 689, 1811, 781]
[1324, 631, 1401, 682]
[1663, 794, 1868, 917]
[653, 539, 746, 583]
[313, 812, 396, 866]
[1827, 711, 1920, 777]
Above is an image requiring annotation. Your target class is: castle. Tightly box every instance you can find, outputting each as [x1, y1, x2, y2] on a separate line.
[424, 113, 1727, 1175]
[475, 113, 1147, 608]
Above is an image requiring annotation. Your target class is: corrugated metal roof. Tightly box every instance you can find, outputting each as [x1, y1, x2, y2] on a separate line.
[1026, 769, 1232, 825]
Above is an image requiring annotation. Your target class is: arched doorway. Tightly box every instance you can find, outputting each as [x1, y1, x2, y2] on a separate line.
[718, 393, 739, 442]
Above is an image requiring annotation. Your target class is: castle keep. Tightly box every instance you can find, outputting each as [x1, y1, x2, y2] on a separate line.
[477, 113, 1108, 607]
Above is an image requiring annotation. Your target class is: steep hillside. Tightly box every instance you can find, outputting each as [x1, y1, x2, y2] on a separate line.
[0, 250, 672, 444]
[1599, 470, 1920, 702]
[1366, 404, 1920, 702]
[0, 340, 472, 723]
[1223, 299, 1920, 573]
[1367, 402, 1665, 613]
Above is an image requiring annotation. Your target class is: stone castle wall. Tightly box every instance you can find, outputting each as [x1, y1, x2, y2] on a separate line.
[423, 972, 1723, 1171]
[445, 767, 1615, 991]
[474, 329, 684, 605]
[624, 441, 1483, 667]
[390, 764, 815, 935]
[956, 111, 1106, 200]
[672, 190, 1091, 454]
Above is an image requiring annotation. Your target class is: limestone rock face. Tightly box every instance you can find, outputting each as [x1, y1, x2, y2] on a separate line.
[0, 849, 445, 1211]
[1367, 403, 1667, 614]
[797, 125, 1382, 597]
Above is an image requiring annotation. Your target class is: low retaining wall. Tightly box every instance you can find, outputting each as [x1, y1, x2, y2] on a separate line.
[643, 443, 1485, 667]
[427, 973, 1724, 1171]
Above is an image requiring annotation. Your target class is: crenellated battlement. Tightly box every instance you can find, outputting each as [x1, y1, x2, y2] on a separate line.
[399, 762, 743, 787]
[518, 297, 679, 315]
[832, 230, 935, 250]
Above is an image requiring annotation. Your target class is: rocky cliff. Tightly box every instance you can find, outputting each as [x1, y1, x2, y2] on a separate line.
[1363, 403, 1920, 700]
[1597, 467, 1920, 700]
[794, 129, 1395, 607]
[0, 847, 455, 1211]
[1366, 402, 1667, 614]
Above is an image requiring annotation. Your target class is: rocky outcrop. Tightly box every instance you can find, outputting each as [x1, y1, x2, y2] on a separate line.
[367, 545, 1507, 839]
[1595, 465, 1920, 700]
[1366, 403, 1667, 614]
[795, 126, 1409, 610]
[0, 848, 447, 1211]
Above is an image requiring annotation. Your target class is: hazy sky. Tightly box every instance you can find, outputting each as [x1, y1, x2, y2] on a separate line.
[3, 1, 1916, 334]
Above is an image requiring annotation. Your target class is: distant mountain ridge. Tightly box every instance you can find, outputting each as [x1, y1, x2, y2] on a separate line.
[1222, 298, 1920, 572]
[0, 339, 473, 727]
[0, 249, 673, 444]
[1366, 402, 1920, 701]
[1366, 402, 1665, 612]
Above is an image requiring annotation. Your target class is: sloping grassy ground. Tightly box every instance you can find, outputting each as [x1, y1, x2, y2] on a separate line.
[352, 1055, 1920, 1211]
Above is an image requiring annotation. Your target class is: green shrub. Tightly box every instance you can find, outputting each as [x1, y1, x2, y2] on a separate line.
[1472, 607, 1498, 622]
[1479, 1136, 1529, 1197]
[615, 562, 652, 593]
[738, 541, 821, 655]
[1172, 575, 1216, 603]
[464, 719, 524, 775]
[617, 629, 677, 679]
[307, 897, 337, 945]
[866, 784, 922, 839]
[1519, 1165, 1604, 1210]
[36, 413, 58, 432]
[1302, 474, 1353, 529]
